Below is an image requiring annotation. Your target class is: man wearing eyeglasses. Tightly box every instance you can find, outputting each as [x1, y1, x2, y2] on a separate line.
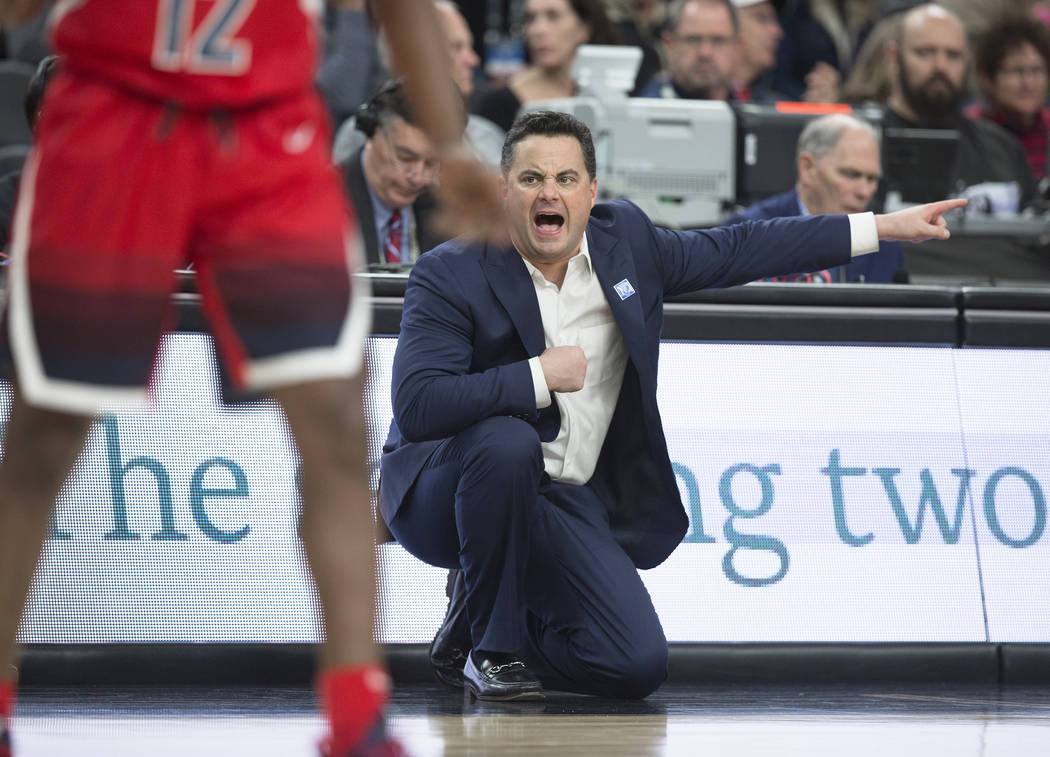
[340, 79, 452, 267]
[637, 0, 737, 101]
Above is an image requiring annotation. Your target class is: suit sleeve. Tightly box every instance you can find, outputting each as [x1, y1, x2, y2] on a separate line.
[390, 253, 537, 442]
[623, 204, 853, 296]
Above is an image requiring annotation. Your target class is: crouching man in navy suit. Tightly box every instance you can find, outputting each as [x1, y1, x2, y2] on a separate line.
[379, 111, 964, 701]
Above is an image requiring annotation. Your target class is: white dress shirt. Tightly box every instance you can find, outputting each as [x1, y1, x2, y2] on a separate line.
[520, 212, 880, 485]
[522, 233, 628, 485]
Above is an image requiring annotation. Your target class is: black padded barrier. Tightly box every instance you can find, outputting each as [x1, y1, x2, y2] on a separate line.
[961, 287, 1050, 349]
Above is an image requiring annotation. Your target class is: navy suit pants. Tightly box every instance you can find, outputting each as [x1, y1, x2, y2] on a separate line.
[386, 416, 668, 699]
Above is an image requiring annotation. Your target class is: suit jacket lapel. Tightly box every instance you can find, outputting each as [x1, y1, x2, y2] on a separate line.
[343, 148, 381, 266]
[587, 225, 651, 383]
[482, 244, 546, 357]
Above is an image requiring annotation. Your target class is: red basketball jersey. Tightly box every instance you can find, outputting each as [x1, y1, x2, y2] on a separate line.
[50, 0, 322, 108]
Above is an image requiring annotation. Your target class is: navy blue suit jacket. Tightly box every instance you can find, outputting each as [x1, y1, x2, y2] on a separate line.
[380, 200, 852, 569]
[725, 190, 904, 283]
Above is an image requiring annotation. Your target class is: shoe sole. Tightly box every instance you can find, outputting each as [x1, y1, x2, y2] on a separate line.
[465, 684, 545, 702]
[432, 664, 466, 689]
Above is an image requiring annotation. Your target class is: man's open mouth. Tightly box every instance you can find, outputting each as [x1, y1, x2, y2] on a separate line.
[534, 211, 565, 235]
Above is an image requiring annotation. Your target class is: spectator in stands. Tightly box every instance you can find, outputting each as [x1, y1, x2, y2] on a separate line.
[885, 3, 1036, 211]
[726, 113, 904, 282]
[967, 15, 1050, 183]
[773, 0, 880, 102]
[316, 0, 387, 127]
[637, 0, 739, 100]
[600, 0, 664, 93]
[333, 2, 505, 167]
[729, 0, 784, 103]
[337, 80, 453, 267]
[471, 0, 619, 132]
[0, 53, 57, 256]
[436, 0, 481, 98]
[841, 11, 901, 104]
[435, 1, 506, 165]
[883, 3, 1050, 282]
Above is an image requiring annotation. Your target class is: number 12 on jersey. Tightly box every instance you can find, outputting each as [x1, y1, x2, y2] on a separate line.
[152, 0, 256, 75]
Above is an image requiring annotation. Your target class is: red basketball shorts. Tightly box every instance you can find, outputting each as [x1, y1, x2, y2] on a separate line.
[6, 70, 369, 414]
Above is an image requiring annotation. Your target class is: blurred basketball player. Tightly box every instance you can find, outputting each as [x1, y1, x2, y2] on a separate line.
[0, 1, 499, 755]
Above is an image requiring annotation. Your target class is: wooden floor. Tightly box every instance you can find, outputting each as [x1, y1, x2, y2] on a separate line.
[9, 682, 1050, 755]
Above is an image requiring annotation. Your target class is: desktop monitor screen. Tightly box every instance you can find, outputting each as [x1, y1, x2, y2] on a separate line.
[733, 104, 881, 207]
[881, 127, 960, 205]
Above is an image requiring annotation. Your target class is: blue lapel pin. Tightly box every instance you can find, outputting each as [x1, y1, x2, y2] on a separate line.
[614, 278, 636, 301]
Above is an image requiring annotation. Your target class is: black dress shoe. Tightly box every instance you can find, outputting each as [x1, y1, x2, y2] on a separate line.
[463, 650, 544, 701]
[429, 569, 471, 688]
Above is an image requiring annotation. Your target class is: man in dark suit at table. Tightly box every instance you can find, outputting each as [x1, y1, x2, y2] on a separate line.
[726, 112, 905, 283]
[379, 110, 962, 701]
[338, 79, 449, 266]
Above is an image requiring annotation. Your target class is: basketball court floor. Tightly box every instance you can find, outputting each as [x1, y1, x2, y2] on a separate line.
[9, 682, 1050, 756]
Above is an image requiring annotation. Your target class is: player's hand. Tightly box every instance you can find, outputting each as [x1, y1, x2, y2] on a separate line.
[0, 0, 47, 25]
[431, 147, 508, 245]
[874, 198, 968, 242]
[540, 346, 587, 393]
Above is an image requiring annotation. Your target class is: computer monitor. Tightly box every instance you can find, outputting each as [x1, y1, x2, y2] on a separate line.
[571, 44, 642, 101]
[730, 103, 886, 204]
[732, 104, 884, 207]
[881, 127, 960, 207]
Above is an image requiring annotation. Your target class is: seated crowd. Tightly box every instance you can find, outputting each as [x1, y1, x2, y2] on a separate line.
[3, 0, 1050, 282]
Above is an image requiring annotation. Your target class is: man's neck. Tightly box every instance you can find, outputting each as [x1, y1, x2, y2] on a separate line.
[527, 256, 571, 288]
[673, 78, 728, 101]
[795, 184, 815, 215]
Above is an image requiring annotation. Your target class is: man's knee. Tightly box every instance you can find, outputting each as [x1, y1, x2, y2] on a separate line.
[606, 642, 668, 699]
[573, 618, 668, 698]
[461, 416, 542, 479]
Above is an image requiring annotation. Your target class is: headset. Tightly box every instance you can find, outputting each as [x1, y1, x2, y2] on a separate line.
[355, 78, 404, 137]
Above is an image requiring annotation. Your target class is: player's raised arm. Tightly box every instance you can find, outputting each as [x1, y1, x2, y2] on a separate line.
[371, 0, 505, 242]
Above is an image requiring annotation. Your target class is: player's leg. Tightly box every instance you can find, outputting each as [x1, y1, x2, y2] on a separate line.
[194, 90, 400, 756]
[0, 394, 92, 751]
[271, 375, 395, 756]
[0, 71, 193, 755]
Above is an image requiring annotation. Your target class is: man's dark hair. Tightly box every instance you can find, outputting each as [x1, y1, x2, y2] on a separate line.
[357, 77, 466, 137]
[24, 54, 59, 131]
[561, 0, 619, 46]
[500, 111, 597, 179]
[974, 15, 1050, 81]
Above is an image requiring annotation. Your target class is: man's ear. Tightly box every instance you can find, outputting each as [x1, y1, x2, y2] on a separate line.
[797, 152, 816, 184]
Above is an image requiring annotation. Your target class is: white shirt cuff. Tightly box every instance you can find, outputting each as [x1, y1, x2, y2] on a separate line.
[848, 212, 879, 257]
[528, 356, 552, 409]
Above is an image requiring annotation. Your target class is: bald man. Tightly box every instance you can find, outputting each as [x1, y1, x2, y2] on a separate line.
[435, 1, 481, 97]
[885, 3, 1034, 211]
